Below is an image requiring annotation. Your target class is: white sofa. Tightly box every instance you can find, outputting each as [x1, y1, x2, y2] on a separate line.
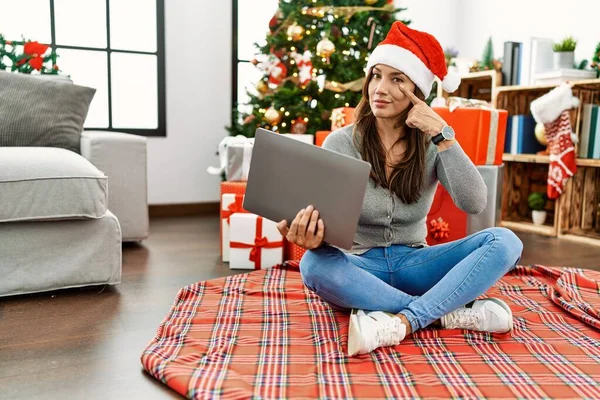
[0, 131, 148, 297]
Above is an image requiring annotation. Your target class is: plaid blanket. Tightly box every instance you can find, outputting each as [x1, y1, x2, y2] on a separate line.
[141, 264, 600, 399]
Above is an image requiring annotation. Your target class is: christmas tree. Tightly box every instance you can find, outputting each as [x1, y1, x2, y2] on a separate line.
[480, 37, 494, 70]
[592, 42, 600, 78]
[227, 0, 408, 138]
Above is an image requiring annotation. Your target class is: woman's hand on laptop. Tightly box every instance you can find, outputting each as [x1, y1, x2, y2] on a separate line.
[276, 205, 325, 250]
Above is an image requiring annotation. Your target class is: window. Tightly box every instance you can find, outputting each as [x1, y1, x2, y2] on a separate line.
[0, 0, 166, 136]
[232, 0, 279, 117]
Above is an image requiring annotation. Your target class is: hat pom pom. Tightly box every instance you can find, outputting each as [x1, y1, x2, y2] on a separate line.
[441, 72, 461, 93]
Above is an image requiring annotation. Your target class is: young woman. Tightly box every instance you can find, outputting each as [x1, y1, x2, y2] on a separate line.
[276, 22, 523, 356]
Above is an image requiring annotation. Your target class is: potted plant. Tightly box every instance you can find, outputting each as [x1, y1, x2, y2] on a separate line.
[553, 36, 577, 69]
[528, 192, 547, 225]
[591, 42, 600, 78]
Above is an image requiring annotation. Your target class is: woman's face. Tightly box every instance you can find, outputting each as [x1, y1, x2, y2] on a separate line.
[368, 64, 417, 119]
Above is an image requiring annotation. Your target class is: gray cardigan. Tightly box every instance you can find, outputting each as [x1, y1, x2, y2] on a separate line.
[322, 125, 487, 254]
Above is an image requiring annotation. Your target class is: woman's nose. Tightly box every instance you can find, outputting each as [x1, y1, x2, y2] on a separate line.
[375, 80, 389, 94]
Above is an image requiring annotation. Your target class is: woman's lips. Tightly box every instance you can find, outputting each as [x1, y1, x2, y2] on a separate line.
[373, 100, 390, 108]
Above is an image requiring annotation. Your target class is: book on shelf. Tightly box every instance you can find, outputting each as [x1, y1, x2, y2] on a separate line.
[580, 104, 600, 159]
[504, 115, 544, 154]
[502, 42, 522, 86]
[533, 68, 597, 85]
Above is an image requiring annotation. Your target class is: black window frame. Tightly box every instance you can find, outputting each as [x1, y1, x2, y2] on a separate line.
[48, 0, 166, 137]
[232, 0, 241, 119]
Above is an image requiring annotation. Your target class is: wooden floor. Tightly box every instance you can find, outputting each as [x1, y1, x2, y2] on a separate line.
[1, 215, 599, 399]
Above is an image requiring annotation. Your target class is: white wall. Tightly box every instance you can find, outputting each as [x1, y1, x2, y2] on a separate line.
[451, 0, 600, 84]
[396, 0, 460, 51]
[147, 0, 231, 204]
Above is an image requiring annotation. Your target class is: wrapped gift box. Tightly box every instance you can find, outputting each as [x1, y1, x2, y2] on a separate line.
[433, 107, 508, 165]
[229, 214, 283, 270]
[284, 240, 307, 262]
[221, 193, 249, 262]
[220, 182, 247, 261]
[331, 107, 355, 131]
[315, 131, 332, 147]
[207, 136, 254, 181]
[467, 165, 504, 234]
[226, 141, 253, 181]
[426, 184, 467, 245]
[280, 133, 314, 145]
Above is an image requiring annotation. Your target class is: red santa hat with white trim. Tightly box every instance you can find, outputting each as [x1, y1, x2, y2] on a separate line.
[366, 22, 460, 98]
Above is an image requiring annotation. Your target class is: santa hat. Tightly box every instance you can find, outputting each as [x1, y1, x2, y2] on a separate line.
[366, 22, 460, 98]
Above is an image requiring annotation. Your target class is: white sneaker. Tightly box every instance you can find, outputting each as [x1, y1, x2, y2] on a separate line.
[347, 309, 407, 356]
[441, 298, 513, 333]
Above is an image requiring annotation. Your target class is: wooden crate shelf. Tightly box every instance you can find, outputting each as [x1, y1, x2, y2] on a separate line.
[498, 79, 600, 245]
[501, 162, 559, 236]
[559, 166, 600, 239]
[502, 154, 600, 167]
[501, 220, 556, 237]
[436, 70, 502, 103]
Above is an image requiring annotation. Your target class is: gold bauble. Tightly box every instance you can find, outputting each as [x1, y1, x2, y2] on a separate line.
[256, 80, 268, 94]
[264, 107, 281, 125]
[534, 122, 547, 146]
[316, 39, 336, 58]
[364, 0, 378, 4]
[286, 24, 305, 41]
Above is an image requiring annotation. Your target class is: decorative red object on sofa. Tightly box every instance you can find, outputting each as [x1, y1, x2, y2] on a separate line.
[426, 184, 467, 245]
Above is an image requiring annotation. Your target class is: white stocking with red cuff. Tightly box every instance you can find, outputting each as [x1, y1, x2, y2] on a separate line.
[545, 111, 577, 199]
[530, 83, 580, 199]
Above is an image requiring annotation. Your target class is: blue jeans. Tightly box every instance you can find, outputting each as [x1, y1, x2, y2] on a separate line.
[299, 227, 523, 332]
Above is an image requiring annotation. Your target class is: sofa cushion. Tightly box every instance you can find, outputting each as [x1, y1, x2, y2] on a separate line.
[0, 71, 96, 154]
[0, 147, 108, 222]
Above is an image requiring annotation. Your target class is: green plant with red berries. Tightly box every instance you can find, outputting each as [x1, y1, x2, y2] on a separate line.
[0, 33, 60, 74]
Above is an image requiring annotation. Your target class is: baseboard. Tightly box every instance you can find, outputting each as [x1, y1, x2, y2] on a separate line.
[149, 202, 219, 218]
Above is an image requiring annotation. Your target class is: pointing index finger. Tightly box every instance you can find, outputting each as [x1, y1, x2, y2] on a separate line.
[398, 84, 423, 105]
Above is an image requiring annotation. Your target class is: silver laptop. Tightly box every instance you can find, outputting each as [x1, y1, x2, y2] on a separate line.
[243, 128, 371, 250]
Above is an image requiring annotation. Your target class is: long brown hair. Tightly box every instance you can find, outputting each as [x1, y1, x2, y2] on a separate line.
[353, 70, 429, 204]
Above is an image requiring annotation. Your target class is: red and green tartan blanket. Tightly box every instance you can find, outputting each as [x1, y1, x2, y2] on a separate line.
[141, 264, 600, 399]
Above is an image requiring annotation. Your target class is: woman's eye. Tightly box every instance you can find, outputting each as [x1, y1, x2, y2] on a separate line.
[393, 77, 402, 83]
[373, 73, 381, 79]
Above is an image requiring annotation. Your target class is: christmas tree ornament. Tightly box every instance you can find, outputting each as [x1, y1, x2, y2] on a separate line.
[366, 17, 378, 50]
[366, 21, 460, 98]
[530, 83, 580, 199]
[256, 80, 269, 95]
[268, 61, 287, 88]
[316, 38, 336, 63]
[287, 24, 305, 41]
[291, 50, 314, 87]
[292, 117, 308, 134]
[321, 110, 332, 121]
[243, 114, 256, 124]
[269, 8, 284, 33]
[365, 0, 378, 5]
[256, 53, 288, 89]
[331, 25, 342, 39]
[534, 122, 547, 146]
[264, 107, 281, 125]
